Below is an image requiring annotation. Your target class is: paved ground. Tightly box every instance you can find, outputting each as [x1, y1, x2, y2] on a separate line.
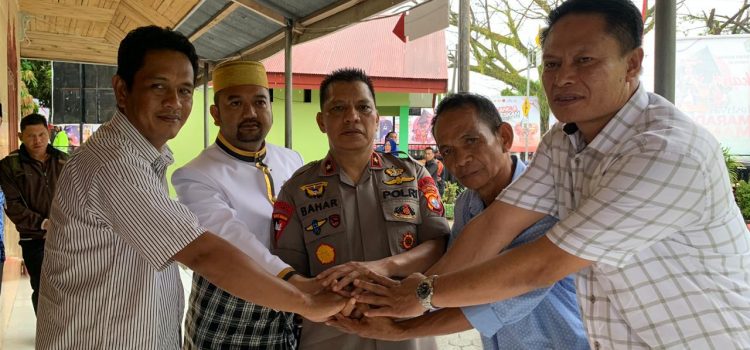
[1, 266, 481, 349]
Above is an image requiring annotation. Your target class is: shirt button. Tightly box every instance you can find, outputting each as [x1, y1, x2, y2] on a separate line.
[589, 295, 595, 303]
[594, 341, 601, 350]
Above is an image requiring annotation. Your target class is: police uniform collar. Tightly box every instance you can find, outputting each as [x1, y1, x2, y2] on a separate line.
[216, 133, 267, 163]
[319, 151, 384, 176]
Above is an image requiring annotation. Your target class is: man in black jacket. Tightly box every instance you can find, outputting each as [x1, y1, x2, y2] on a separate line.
[0, 113, 68, 313]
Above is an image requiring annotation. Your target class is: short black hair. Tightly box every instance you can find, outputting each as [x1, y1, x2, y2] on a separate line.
[116, 25, 199, 90]
[541, 0, 643, 54]
[431, 93, 502, 137]
[319, 68, 376, 110]
[424, 146, 434, 152]
[20, 113, 48, 131]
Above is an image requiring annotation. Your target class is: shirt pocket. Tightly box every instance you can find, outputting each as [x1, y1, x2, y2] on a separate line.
[301, 207, 347, 276]
[380, 197, 422, 255]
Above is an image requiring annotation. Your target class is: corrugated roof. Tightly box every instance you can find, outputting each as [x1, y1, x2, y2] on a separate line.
[262, 14, 447, 93]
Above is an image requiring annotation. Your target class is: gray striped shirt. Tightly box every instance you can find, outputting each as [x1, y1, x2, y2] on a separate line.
[36, 110, 205, 349]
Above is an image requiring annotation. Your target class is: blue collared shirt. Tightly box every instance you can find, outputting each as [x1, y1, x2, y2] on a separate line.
[450, 157, 589, 350]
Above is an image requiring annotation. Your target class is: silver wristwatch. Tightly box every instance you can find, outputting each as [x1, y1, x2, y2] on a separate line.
[416, 275, 438, 311]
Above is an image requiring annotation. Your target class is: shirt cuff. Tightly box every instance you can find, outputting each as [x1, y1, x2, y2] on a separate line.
[461, 304, 504, 337]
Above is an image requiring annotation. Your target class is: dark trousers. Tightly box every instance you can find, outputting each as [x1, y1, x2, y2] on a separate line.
[19, 239, 45, 314]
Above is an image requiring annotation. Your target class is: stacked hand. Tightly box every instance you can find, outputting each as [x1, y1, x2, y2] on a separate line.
[312, 263, 430, 341]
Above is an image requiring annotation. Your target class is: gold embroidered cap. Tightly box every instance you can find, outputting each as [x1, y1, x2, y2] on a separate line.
[212, 60, 268, 92]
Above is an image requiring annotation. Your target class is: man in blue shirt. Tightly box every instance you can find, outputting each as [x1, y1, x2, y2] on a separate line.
[328, 93, 589, 349]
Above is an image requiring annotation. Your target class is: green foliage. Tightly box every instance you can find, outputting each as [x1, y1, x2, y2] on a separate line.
[723, 146, 741, 184]
[442, 181, 462, 205]
[444, 203, 455, 220]
[20, 59, 52, 108]
[735, 180, 750, 221]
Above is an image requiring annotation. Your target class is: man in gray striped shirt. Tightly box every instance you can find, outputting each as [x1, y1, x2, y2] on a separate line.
[35, 26, 346, 350]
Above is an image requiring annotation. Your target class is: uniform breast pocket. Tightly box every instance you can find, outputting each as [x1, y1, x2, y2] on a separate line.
[301, 210, 347, 276]
[381, 198, 422, 255]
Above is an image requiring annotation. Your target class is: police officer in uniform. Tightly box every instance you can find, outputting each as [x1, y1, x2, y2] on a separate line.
[272, 68, 449, 350]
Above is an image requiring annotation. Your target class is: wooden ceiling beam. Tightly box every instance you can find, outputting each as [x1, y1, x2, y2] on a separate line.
[21, 31, 118, 65]
[20, 1, 115, 23]
[117, 0, 173, 28]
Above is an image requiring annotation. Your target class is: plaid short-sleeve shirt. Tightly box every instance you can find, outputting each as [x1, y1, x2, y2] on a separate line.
[500, 84, 750, 349]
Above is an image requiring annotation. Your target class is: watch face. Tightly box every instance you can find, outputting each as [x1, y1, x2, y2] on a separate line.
[416, 281, 430, 299]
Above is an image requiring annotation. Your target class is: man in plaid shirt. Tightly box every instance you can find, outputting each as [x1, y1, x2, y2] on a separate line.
[353, 0, 750, 348]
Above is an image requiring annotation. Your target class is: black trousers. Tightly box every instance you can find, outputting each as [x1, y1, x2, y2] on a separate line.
[19, 239, 45, 314]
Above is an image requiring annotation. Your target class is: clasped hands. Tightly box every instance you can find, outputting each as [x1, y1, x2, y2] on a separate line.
[307, 261, 430, 340]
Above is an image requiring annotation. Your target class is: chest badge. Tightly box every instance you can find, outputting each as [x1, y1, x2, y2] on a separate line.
[305, 218, 328, 235]
[328, 214, 341, 228]
[393, 204, 416, 219]
[316, 243, 336, 265]
[400, 232, 416, 250]
[383, 176, 415, 186]
[385, 167, 405, 177]
[300, 181, 328, 198]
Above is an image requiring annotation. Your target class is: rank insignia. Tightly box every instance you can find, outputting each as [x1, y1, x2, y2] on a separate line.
[370, 152, 384, 169]
[305, 218, 328, 235]
[400, 232, 416, 250]
[383, 176, 415, 186]
[323, 158, 336, 175]
[300, 182, 328, 198]
[316, 243, 335, 265]
[385, 167, 405, 177]
[393, 204, 416, 219]
[272, 201, 294, 244]
[328, 214, 341, 228]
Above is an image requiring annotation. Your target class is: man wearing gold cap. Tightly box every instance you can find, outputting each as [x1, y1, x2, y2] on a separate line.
[173, 60, 316, 349]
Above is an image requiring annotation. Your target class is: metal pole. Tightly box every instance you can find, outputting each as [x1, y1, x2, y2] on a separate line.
[203, 62, 210, 149]
[285, 18, 294, 149]
[524, 45, 531, 161]
[457, 0, 470, 92]
[654, 0, 676, 102]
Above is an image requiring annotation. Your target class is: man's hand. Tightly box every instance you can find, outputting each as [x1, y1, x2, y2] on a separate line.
[299, 290, 352, 323]
[353, 271, 427, 318]
[316, 260, 389, 294]
[288, 274, 325, 294]
[326, 314, 406, 341]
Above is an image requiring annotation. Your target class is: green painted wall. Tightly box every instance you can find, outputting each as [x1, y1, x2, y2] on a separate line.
[166, 87, 412, 196]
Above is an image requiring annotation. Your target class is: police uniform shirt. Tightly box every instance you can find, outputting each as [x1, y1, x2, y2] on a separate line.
[272, 151, 449, 350]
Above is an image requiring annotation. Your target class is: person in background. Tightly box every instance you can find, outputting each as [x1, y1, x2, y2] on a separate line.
[0, 113, 68, 313]
[423, 147, 444, 196]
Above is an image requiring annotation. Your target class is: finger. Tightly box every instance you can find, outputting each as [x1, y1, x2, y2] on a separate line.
[363, 306, 400, 318]
[353, 279, 391, 296]
[354, 293, 392, 307]
[365, 270, 399, 287]
[350, 286, 365, 297]
[319, 268, 351, 287]
[333, 271, 361, 292]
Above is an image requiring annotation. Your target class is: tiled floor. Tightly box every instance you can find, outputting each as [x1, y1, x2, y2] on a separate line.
[1, 265, 480, 349]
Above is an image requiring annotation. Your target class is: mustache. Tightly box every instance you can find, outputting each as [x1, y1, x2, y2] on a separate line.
[238, 120, 261, 128]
